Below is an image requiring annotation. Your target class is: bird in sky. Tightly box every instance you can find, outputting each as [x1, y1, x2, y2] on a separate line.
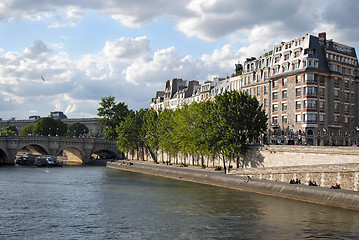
[41, 76, 45, 81]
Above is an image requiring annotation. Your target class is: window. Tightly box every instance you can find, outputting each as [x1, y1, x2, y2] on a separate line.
[345, 116, 349, 124]
[345, 92, 350, 100]
[345, 104, 349, 112]
[319, 115, 324, 123]
[282, 103, 287, 111]
[272, 92, 278, 100]
[282, 90, 287, 99]
[296, 88, 301, 96]
[334, 89, 339, 97]
[319, 101, 325, 110]
[282, 78, 287, 86]
[319, 88, 324, 97]
[275, 57, 280, 63]
[305, 73, 315, 82]
[304, 114, 317, 123]
[284, 54, 290, 60]
[264, 72, 268, 80]
[294, 51, 300, 58]
[282, 115, 287, 123]
[344, 80, 349, 88]
[257, 74, 260, 82]
[296, 75, 301, 83]
[334, 78, 339, 85]
[319, 75, 324, 83]
[264, 86, 268, 94]
[248, 76, 251, 84]
[304, 100, 317, 109]
[256, 86, 260, 96]
[272, 116, 278, 124]
[304, 86, 317, 96]
[296, 101, 301, 110]
[272, 80, 278, 88]
[296, 115, 301, 123]
[263, 98, 267, 108]
[334, 115, 339, 124]
[272, 104, 278, 112]
[334, 102, 339, 111]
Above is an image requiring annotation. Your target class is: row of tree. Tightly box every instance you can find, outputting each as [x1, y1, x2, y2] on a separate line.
[1, 118, 89, 137]
[98, 90, 267, 171]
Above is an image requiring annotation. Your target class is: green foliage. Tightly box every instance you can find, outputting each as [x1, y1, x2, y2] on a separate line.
[20, 125, 34, 136]
[157, 109, 177, 156]
[1, 125, 19, 135]
[98, 96, 129, 140]
[100, 90, 267, 166]
[142, 109, 159, 153]
[116, 111, 138, 153]
[214, 90, 267, 159]
[33, 117, 67, 136]
[66, 122, 89, 137]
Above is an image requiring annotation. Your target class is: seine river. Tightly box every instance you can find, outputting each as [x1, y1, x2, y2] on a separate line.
[0, 166, 358, 240]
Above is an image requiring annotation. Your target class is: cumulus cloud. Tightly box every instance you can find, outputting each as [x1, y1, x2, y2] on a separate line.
[23, 40, 52, 62]
[0, 0, 358, 120]
[0, 36, 243, 119]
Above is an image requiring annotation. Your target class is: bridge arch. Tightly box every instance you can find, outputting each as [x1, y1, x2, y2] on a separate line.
[17, 143, 49, 156]
[61, 147, 84, 164]
[0, 148, 8, 165]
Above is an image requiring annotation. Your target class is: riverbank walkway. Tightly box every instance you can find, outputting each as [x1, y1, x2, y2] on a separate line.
[107, 160, 359, 211]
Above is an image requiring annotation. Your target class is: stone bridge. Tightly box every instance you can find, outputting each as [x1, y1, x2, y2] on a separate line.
[0, 135, 121, 165]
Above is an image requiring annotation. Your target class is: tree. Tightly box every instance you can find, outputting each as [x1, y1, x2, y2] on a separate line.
[67, 122, 89, 137]
[142, 109, 159, 161]
[33, 117, 67, 136]
[20, 125, 34, 136]
[98, 96, 129, 140]
[214, 90, 267, 170]
[1, 125, 19, 135]
[116, 110, 137, 156]
[157, 109, 177, 162]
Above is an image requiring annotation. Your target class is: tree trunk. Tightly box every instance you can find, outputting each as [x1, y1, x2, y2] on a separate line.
[142, 144, 145, 161]
[222, 154, 227, 174]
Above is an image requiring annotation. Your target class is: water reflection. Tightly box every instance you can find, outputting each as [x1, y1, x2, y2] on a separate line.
[0, 166, 358, 240]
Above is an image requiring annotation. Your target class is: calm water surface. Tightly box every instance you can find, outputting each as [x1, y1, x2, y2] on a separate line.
[0, 166, 358, 240]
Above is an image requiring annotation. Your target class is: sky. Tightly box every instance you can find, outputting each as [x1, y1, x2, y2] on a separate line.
[0, 0, 358, 120]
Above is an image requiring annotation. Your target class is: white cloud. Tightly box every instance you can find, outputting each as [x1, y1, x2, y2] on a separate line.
[23, 40, 52, 62]
[0, 0, 358, 120]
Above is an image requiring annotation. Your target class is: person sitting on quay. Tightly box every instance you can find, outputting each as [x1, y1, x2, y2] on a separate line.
[330, 183, 341, 189]
[244, 176, 251, 183]
[289, 178, 301, 184]
[308, 180, 318, 186]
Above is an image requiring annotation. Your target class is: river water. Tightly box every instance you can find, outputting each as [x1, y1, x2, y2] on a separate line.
[0, 166, 358, 240]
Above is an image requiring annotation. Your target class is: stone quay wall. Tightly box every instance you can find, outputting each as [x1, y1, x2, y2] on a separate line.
[126, 145, 359, 191]
[230, 163, 359, 191]
[107, 161, 359, 211]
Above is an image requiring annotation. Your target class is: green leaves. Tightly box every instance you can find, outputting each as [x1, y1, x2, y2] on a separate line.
[97, 96, 130, 140]
[99, 90, 267, 164]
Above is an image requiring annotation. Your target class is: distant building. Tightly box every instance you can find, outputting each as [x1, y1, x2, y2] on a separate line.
[0, 111, 103, 136]
[49, 111, 68, 119]
[150, 32, 359, 146]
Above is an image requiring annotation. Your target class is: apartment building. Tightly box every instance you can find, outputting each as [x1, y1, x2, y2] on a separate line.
[150, 33, 359, 146]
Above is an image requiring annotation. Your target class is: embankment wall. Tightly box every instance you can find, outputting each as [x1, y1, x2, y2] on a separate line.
[126, 145, 359, 190]
[107, 161, 359, 211]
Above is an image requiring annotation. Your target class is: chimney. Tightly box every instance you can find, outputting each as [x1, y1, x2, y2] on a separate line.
[318, 32, 326, 41]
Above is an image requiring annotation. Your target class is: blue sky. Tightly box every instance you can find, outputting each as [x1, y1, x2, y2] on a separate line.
[0, 0, 358, 120]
